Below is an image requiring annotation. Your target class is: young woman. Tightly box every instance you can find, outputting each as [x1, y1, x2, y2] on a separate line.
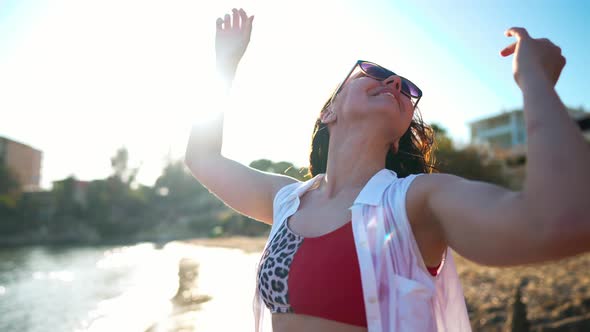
[185, 8, 590, 332]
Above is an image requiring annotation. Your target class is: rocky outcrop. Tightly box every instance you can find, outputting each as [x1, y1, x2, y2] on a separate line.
[172, 258, 212, 307]
[456, 252, 590, 331]
[535, 313, 590, 331]
[506, 278, 531, 331]
[146, 258, 212, 332]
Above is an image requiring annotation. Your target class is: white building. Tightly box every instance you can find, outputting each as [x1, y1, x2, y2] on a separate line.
[469, 108, 589, 157]
[469, 108, 589, 189]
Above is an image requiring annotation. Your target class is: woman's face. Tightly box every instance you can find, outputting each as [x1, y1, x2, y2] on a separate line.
[327, 67, 415, 144]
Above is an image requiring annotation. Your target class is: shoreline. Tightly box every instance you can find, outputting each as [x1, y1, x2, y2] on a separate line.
[179, 235, 268, 254]
[10, 235, 582, 331]
[165, 238, 590, 331]
[147, 238, 264, 331]
[0, 235, 270, 251]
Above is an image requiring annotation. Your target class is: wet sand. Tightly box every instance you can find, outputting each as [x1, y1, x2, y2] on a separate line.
[146, 239, 263, 332]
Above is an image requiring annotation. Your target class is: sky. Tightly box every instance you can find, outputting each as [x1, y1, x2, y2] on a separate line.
[1, 0, 589, 189]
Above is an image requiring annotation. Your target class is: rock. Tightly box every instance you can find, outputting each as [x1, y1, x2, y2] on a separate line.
[506, 279, 531, 332]
[535, 313, 590, 331]
[172, 258, 212, 308]
[146, 257, 212, 332]
[454, 251, 590, 331]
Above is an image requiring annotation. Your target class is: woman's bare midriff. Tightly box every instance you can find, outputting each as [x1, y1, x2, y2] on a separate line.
[272, 313, 368, 332]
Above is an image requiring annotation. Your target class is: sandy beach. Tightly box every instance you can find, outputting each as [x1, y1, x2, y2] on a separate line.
[150, 236, 589, 331]
[146, 238, 265, 332]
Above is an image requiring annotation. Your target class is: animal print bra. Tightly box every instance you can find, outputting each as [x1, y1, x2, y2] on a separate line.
[257, 218, 442, 327]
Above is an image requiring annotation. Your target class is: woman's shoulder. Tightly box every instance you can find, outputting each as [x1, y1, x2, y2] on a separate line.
[405, 173, 451, 267]
[405, 173, 463, 225]
[406, 172, 463, 194]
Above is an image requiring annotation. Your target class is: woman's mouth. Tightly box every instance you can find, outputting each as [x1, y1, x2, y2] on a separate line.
[370, 88, 396, 98]
[374, 91, 397, 101]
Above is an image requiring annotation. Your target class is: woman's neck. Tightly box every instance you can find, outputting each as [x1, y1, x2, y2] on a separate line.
[320, 131, 390, 199]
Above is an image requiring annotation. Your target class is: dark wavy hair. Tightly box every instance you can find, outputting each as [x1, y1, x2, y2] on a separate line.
[308, 96, 436, 178]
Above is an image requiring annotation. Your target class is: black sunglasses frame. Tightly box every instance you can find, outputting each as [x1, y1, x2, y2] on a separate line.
[330, 60, 422, 108]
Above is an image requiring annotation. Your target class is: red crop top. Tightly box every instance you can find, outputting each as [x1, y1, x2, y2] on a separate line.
[257, 220, 441, 327]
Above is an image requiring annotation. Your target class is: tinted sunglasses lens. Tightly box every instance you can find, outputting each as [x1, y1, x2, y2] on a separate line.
[402, 80, 422, 98]
[361, 62, 421, 97]
[359, 62, 391, 80]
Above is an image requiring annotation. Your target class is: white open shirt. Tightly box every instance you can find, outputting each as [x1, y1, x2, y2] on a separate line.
[253, 169, 472, 331]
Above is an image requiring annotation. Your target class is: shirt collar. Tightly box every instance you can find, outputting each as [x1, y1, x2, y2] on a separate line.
[353, 168, 398, 206]
[288, 173, 324, 200]
[289, 169, 397, 206]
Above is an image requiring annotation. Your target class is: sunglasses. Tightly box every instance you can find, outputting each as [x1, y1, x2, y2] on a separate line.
[331, 60, 422, 108]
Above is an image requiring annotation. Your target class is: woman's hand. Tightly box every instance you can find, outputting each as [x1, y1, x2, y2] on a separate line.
[215, 8, 254, 80]
[500, 27, 566, 89]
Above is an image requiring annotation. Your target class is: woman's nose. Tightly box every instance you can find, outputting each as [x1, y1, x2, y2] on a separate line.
[383, 75, 403, 93]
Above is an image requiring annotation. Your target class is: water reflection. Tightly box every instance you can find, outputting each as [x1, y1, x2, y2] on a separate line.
[0, 243, 176, 331]
[0, 242, 261, 332]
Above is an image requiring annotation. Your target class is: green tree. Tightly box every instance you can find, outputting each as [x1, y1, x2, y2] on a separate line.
[432, 124, 509, 187]
[52, 176, 84, 218]
[249, 159, 310, 181]
[249, 159, 273, 172]
[111, 147, 139, 185]
[0, 164, 20, 210]
[77, 148, 149, 239]
[85, 179, 111, 222]
[154, 160, 207, 201]
[0, 164, 21, 236]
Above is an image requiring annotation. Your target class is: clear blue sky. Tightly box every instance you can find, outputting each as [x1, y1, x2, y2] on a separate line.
[394, 0, 589, 112]
[1, 0, 588, 188]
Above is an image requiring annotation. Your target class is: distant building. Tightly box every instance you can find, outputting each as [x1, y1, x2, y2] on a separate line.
[0, 136, 42, 192]
[469, 108, 590, 190]
[469, 108, 590, 157]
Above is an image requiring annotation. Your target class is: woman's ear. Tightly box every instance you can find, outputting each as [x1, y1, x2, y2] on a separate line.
[320, 106, 337, 124]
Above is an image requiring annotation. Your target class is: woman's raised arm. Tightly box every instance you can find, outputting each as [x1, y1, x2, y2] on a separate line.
[414, 27, 590, 267]
[184, 9, 297, 225]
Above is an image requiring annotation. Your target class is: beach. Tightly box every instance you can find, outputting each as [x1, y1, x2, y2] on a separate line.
[148, 236, 590, 331]
[146, 238, 265, 332]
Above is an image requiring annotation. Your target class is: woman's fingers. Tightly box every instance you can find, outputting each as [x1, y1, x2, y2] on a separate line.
[232, 8, 240, 30]
[239, 8, 248, 28]
[555, 56, 566, 81]
[224, 14, 231, 30]
[500, 27, 530, 57]
[505, 27, 531, 40]
[215, 8, 255, 75]
[501, 26, 567, 87]
[245, 15, 254, 41]
[218, 9, 252, 31]
[500, 42, 517, 57]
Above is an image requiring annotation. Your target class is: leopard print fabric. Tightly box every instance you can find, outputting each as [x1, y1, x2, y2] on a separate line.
[257, 219, 303, 313]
